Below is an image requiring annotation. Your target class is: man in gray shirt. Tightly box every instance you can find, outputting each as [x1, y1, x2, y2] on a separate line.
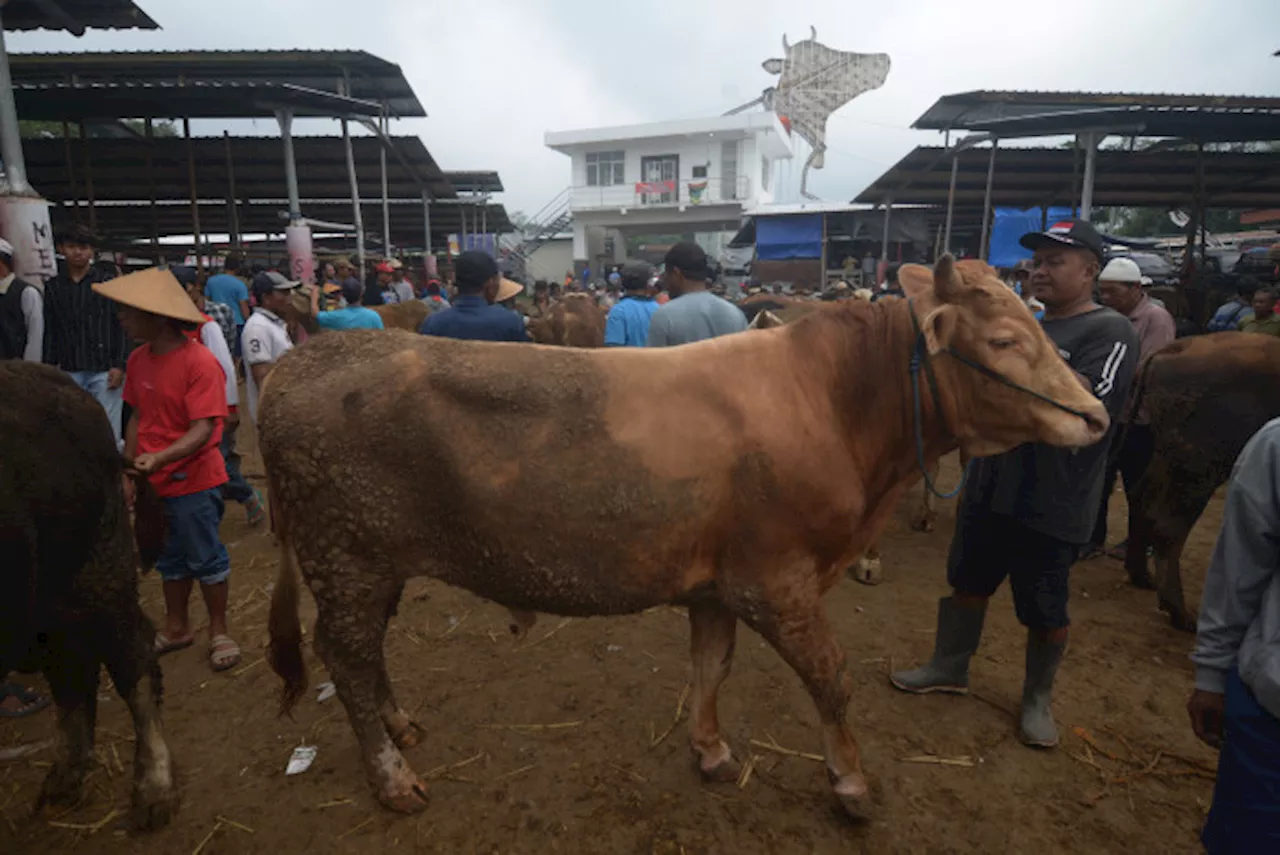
[1189, 418, 1280, 852]
[646, 242, 746, 347]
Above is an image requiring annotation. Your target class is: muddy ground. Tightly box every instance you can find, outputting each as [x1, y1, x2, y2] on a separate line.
[1, 447, 1221, 854]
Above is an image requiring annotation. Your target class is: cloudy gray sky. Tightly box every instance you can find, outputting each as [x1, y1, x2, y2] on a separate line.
[10, 0, 1278, 217]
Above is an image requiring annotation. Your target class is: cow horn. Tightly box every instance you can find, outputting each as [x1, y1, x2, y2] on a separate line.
[782, 32, 789, 51]
[810, 25, 817, 41]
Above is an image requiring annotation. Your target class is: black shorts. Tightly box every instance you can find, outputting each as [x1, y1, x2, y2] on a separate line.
[946, 504, 1078, 630]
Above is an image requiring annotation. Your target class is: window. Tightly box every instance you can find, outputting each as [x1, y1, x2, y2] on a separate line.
[585, 150, 625, 186]
[692, 165, 708, 178]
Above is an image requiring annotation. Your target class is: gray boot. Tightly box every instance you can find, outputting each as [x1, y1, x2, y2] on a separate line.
[1019, 633, 1067, 748]
[890, 596, 987, 694]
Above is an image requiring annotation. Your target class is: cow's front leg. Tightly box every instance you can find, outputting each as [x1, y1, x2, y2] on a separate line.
[747, 602, 871, 821]
[313, 582, 428, 812]
[105, 608, 178, 830]
[847, 542, 882, 586]
[37, 639, 100, 811]
[687, 599, 739, 782]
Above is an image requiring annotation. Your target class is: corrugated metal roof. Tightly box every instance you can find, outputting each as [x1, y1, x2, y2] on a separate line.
[2, 1, 157, 33]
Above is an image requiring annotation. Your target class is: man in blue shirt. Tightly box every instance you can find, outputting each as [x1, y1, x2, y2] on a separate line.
[311, 278, 384, 330]
[204, 255, 251, 333]
[419, 251, 529, 342]
[605, 262, 658, 347]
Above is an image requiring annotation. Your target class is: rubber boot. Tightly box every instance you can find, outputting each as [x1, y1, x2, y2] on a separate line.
[1019, 632, 1067, 748]
[890, 596, 987, 694]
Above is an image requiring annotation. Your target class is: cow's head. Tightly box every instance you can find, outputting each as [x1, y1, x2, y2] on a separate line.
[899, 256, 1109, 456]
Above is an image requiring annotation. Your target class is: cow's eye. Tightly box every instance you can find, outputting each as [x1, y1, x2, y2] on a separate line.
[989, 338, 1017, 351]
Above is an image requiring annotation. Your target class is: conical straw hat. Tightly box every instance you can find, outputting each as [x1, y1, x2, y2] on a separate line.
[92, 267, 206, 325]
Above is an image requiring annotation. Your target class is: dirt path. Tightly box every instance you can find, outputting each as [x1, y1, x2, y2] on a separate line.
[1, 453, 1220, 854]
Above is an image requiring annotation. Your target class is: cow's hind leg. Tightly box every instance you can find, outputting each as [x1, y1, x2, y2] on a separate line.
[104, 606, 177, 830]
[37, 636, 100, 812]
[745, 601, 870, 821]
[377, 582, 424, 749]
[312, 575, 428, 812]
[687, 599, 740, 782]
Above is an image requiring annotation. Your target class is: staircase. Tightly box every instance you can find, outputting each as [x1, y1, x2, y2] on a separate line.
[511, 188, 572, 263]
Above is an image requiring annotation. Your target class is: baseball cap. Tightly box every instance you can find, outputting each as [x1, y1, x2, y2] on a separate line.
[251, 270, 300, 298]
[1099, 257, 1143, 284]
[339, 277, 364, 305]
[455, 250, 500, 289]
[663, 241, 711, 280]
[169, 265, 198, 286]
[1019, 218, 1105, 263]
[375, 261, 395, 274]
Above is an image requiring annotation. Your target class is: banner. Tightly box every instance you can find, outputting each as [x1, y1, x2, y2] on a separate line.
[635, 180, 675, 195]
[687, 181, 708, 205]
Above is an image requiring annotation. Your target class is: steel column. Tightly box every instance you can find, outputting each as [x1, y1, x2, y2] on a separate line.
[979, 139, 999, 259]
[379, 111, 390, 255]
[79, 121, 96, 232]
[224, 130, 241, 251]
[422, 190, 432, 257]
[1079, 132, 1098, 222]
[0, 14, 31, 195]
[145, 118, 158, 253]
[276, 109, 301, 223]
[183, 117, 203, 275]
[61, 120, 78, 213]
[942, 155, 958, 255]
[341, 117, 366, 275]
[880, 197, 893, 262]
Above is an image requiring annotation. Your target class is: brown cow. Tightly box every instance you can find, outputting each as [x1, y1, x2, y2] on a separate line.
[261, 257, 1108, 821]
[527, 293, 606, 347]
[1123, 332, 1280, 630]
[373, 299, 429, 332]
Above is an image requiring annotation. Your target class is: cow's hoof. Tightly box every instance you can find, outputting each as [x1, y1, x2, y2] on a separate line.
[908, 512, 936, 533]
[36, 765, 84, 810]
[1167, 610, 1196, 633]
[391, 721, 427, 750]
[848, 557, 882, 586]
[694, 740, 741, 783]
[129, 786, 178, 831]
[379, 776, 430, 813]
[1127, 571, 1156, 590]
[832, 774, 873, 821]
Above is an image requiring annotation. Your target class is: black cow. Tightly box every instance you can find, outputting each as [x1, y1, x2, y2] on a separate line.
[1124, 333, 1280, 630]
[0, 362, 176, 829]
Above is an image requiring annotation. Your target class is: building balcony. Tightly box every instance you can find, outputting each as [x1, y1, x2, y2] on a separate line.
[569, 176, 750, 212]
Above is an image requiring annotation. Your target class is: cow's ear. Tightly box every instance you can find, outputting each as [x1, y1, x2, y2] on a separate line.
[921, 304, 957, 356]
[898, 264, 934, 300]
[932, 254, 963, 301]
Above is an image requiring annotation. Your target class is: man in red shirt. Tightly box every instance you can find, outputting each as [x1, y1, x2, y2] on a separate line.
[93, 268, 241, 672]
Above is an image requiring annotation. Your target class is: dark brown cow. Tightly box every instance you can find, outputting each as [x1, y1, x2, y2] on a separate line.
[0, 363, 176, 830]
[527, 293, 606, 347]
[261, 257, 1108, 821]
[1123, 332, 1280, 630]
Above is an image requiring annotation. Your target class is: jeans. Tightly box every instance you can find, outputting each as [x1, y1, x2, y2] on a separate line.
[220, 418, 254, 504]
[68, 370, 123, 448]
[155, 488, 230, 585]
[1202, 668, 1280, 854]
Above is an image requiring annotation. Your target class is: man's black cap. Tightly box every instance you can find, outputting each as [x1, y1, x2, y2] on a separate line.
[170, 265, 198, 286]
[664, 241, 710, 281]
[620, 261, 653, 291]
[1019, 218, 1105, 263]
[455, 250, 500, 289]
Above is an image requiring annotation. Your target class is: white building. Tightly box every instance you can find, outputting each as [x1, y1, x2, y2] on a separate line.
[545, 113, 793, 272]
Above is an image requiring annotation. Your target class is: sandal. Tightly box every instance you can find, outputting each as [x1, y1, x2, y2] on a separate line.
[154, 632, 194, 656]
[244, 489, 267, 527]
[210, 635, 242, 672]
[0, 683, 50, 718]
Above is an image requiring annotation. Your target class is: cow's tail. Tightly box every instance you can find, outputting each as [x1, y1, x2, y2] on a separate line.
[266, 467, 308, 717]
[1108, 342, 1167, 465]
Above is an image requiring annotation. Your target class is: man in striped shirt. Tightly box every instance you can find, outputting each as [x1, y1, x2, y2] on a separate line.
[892, 219, 1139, 751]
[43, 224, 131, 443]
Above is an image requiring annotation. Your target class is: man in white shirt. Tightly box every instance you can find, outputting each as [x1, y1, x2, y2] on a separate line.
[241, 271, 299, 423]
[0, 237, 43, 362]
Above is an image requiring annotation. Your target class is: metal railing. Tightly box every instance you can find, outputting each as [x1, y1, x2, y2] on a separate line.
[569, 175, 749, 210]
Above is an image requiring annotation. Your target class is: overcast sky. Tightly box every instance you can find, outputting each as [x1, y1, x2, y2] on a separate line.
[9, 0, 1278, 217]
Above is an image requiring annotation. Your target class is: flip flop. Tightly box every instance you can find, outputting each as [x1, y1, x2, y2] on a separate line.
[210, 635, 242, 672]
[154, 632, 194, 656]
[0, 683, 51, 718]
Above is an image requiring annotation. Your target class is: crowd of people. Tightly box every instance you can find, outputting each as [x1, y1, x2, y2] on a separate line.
[2, 219, 1278, 851]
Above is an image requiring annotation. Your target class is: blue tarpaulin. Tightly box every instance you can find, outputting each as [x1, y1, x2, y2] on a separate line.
[988, 207, 1073, 268]
[756, 214, 823, 261]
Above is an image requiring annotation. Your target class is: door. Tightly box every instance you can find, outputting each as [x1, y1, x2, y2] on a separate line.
[640, 155, 678, 205]
[721, 141, 739, 201]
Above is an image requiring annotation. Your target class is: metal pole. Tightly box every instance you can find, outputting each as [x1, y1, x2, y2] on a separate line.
[481, 193, 488, 239]
[1070, 140, 1081, 217]
[223, 130, 240, 251]
[145, 118, 158, 252]
[942, 154, 958, 255]
[979, 139, 999, 259]
[61, 120, 78, 214]
[341, 117, 366, 275]
[379, 110, 390, 255]
[421, 189, 432, 257]
[1079, 132, 1098, 222]
[183, 117, 204, 276]
[0, 15, 32, 195]
[880, 197, 892, 262]
[79, 120, 96, 232]
[275, 108, 301, 223]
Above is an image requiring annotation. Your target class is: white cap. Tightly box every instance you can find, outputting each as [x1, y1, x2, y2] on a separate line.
[1099, 257, 1142, 284]
[0, 237, 13, 257]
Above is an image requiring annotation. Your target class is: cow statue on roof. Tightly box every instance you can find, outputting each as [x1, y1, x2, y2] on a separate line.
[761, 27, 890, 198]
